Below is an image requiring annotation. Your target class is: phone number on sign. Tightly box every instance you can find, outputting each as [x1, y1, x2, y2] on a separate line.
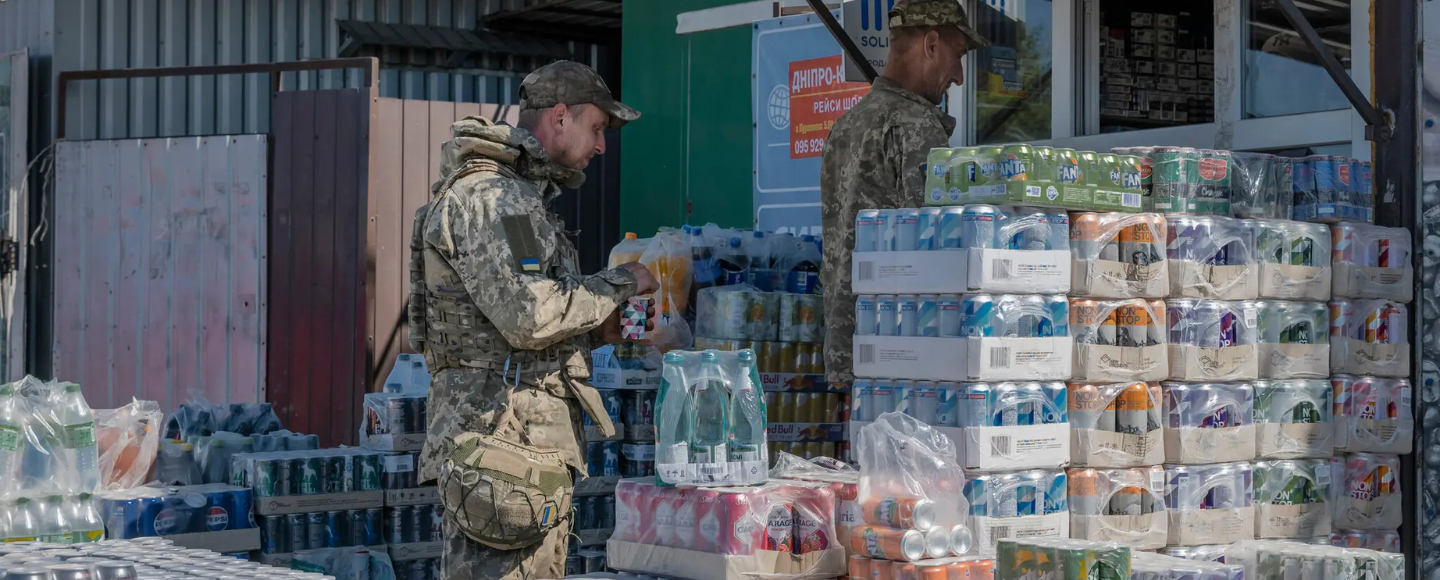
[793, 138, 826, 155]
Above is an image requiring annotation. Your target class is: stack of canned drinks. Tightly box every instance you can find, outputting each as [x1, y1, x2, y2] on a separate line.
[0, 537, 316, 580]
[923, 146, 1145, 212]
[1166, 216, 1257, 300]
[380, 505, 441, 546]
[391, 558, 440, 580]
[1255, 302, 1330, 378]
[1165, 301, 1260, 380]
[1162, 383, 1256, 464]
[1226, 539, 1403, 580]
[1330, 223, 1413, 302]
[1331, 376, 1412, 454]
[1066, 467, 1166, 549]
[359, 392, 427, 440]
[763, 391, 848, 461]
[1070, 300, 1168, 382]
[1328, 299, 1409, 377]
[1115, 147, 1234, 216]
[852, 381, 1068, 429]
[854, 206, 1070, 253]
[853, 294, 1069, 339]
[1163, 462, 1254, 546]
[1291, 155, 1375, 223]
[1068, 382, 1164, 467]
[848, 555, 994, 580]
[692, 336, 824, 375]
[1251, 220, 1332, 300]
[694, 286, 824, 350]
[100, 485, 253, 539]
[229, 449, 384, 497]
[257, 508, 384, 554]
[994, 538, 1131, 580]
[1231, 152, 1295, 220]
[1069, 213, 1168, 298]
[1253, 380, 1334, 459]
[962, 469, 1069, 554]
[575, 495, 616, 532]
[1130, 551, 1243, 580]
[1252, 459, 1332, 539]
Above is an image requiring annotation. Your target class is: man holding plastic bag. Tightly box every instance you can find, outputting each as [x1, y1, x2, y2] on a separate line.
[408, 61, 657, 580]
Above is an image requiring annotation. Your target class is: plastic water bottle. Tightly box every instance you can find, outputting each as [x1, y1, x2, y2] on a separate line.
[747, 231, 771, 290]
[69, 493, 104, 543]
[58, 383, 100, 493]
[7, 497, 38, 541]
[718, 237, 749, 286]
[36, 494, 70, 544]
[787, 236, 822, 294]
[656, 352, 694, 471]
[691, 352, 730, 468]
[728, 351, 766, 464]
[0, 383, 22, 492]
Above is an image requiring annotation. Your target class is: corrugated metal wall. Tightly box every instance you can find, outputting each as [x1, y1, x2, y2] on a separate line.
[52, 0, 605, 141]
[52, 136, 268, 410]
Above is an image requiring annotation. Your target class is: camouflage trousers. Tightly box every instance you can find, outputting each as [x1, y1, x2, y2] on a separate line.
[442, 510, 571, 580]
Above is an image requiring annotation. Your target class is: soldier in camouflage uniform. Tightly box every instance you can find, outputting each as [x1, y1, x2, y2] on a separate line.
[409, 61, 655, 580]
[820, 0, 987, 387]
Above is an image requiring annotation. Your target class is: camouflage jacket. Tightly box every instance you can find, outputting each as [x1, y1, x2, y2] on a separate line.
[819, 78, 955, 386]
[410, 116, 636, 483]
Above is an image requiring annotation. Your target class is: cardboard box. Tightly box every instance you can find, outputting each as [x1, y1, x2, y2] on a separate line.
[591, 365, 661, 390]
[606, 541, 846, 580]
[1156, 14, 1178, 28]
[165, 528, 262, 553]
[1178, 49, 1196, 63]
[970, 514, 1068, 558]
[384, 487, 440, 507]
[1169, 262, 1259, 299]
[963, 423, 1070, 472]
[1071, 512, 1166, 550]
[766, 423, 846, 442]
[1136, 61, 1155, 75]
[259, 545, 386, 568]
[1070, 258, 1167, 299]
[1168, 507, 1254, 546]
[387, 541, 443, 561]
[1157, 30, 1176, 45]
[1164, 425, 1257, 464]
[850, 250, 1071, 295]
[1335, 417, 1413, 454]
[1259, 264, 1331, 300]
[1131, 29, 1155, 44]
[1133, 45, 1155, 59]
[1168, 344, 1258, 382]
[1072, 343, 1168, 382]
[1256, 503, 1330, 539]
[360, 433, 426, 452]
[1256, 423, 1333, 459]
[1330, 338, 1410, 378]
[1197, 49, 1215, 63]
[1257, 344, 1329, 379]
[255, 491, 384, 516]
[853, 335, 1072, 382]
[1131, 12, 1154, 26]
[1331, 490, 1403, 529]
[1072, 428, 1164, 468]
[1332, 264, 1414, 302]
[1178, 64, 1197, 79]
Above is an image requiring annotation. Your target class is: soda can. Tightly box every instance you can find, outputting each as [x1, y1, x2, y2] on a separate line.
[897, 295, 920, 337]
[1069, 299, 1115, 346]
[990, 382, 1031, 426]
[957, 383, 991, 429]
[285, 514, 308, 551]
[938, 294, 963, 337]
[1115, 302, 1153, 347]
[910, 382, 939, 424]
[940, 206, 967, 250]
[1046, 295, 1069, 337]
[853, 294, 879, 337]
[891, 380, 915, 416]
[1115, 382, 1158, 435]
[1309, 155, 1336, 207]
[1070, 213, 1102, 259]
[1042, 469, 1068, 514]
[877, 295, 899, 336]
[894, 208, 921, 252]
[1001, 206, 1047, 251]
[849, 526, 927, 562]
[960, 205, 1000, 249]
[936, 382, 960, 427]
[622, 390, 656, 426]
[871, 380, 896, 416]
[303, 512, 325, 548]
[916, 294, 940, 338]
[856, 210, 882, 252]
[1012, 295, 1054, 338]
[995, 472, 1038, 517]
[1119, 217, 1160, 266]
[259, 516, 287, 554]
[354, 454, 381, 491]
[1067, 383, 1108, 431]
[363, 508, 384, 546]
[873, 209, 899, 252]
[1329, 299, 1355, 340]
[917, 207, 943, 251]
[961, 295, 997, 337]
[1046, 210, 1070, 251]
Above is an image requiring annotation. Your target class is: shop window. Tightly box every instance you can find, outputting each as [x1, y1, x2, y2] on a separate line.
[1244, 0, 1352, 118]
[1097, 0, 1216, 133]
[973, 0, 1054, 144]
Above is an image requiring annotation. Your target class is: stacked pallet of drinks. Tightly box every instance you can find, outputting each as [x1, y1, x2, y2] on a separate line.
[992, 537, 1403, 580]
[230, 448, 387, 568]
[357, 390, 442, 580]
[569, 388, 629, 560]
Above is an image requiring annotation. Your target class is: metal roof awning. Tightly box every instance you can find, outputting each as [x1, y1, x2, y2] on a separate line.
[482, 0, 623, 45]
[336, 20, 575, 72]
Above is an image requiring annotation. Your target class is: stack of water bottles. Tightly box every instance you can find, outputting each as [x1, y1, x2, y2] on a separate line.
[0, 377, 106, 544]
[655, 349, 770, 486]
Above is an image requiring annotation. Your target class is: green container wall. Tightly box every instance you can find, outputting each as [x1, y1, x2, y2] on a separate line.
[620, 0, 755, 236]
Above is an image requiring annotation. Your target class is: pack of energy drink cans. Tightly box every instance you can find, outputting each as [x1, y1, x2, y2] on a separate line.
[1289, 154, 1376, 223]
[1161, 383, 1257, 464]
[853, 294, 1069, 339]
[1115, 147, 1233, 216]
[1252, 459, 1332, 539]
[695, 285, 824, 343]
[1069, 213, 1169, 299]
[1130, 551, 1243, 580]
[1067, 382, 1164, 467]
[1165, 300, 1260, 381]
[854, 206, 1070, 253]
[1330, 223, 1414, 302]
[1228, 540, 1404, 580]
[962, 469, 1069, 556]
[1328, 299, 1410, 377]
[1163, 462, 1255, 546]
[1331, 375, 1413, 454]
[1329, 529, 1401, 553]
[1254, 301, 1330, 379]
[923, 146, 1145, 213]
[994, 538, 1131, 580]
[1328, 453, 1403, 530]
[1253, 380, 1334, 459]
[1066, 466, 1167, 549]
[1166, 216, 1259, 300]
[1251, 220, 1332, 300]
[1070, 300, 1169, 382]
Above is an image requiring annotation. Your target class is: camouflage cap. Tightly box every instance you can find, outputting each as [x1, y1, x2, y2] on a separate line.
[519, 61, 641, 129]
[889, 0, 990, 48]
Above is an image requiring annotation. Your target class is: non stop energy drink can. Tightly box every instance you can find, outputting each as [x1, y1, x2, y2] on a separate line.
[961, 205, 1000, 249]
[941, 206, 967, 249]
[856, 210, 882, 253]
[917, 207, 943, 251]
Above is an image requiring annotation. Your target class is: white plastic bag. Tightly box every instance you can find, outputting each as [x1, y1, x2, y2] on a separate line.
[852, 412, 971, 560]
[96, 399, 163, 490]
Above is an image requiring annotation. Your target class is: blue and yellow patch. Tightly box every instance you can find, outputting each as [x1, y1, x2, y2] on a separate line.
[539, 504, 555, 525]
[521, 258, 541, 273]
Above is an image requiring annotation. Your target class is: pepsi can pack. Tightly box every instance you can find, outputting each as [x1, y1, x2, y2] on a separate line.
[99, 484, 255, 539]
[1254, 300, 1330, 379]
[1252, 379, 1334, 459]
[1329, 452, 1402, 530]
[1331, 375, 1413, 454]
[1165, 300, 1260, 381]
[1164, 462, 1255, 546]
[1166, 215, 1259, 299]
[1069, 299, 1168, 382]
[1066, 466, 1167, 549]
[1327, 299, 1410, 377]
[1067, 382, 1164, 467]
[1161, 382, 1257, 464]
[1329, 223, 1413, 301]
[1249, 219, 1332, 300]
[1068, 212, 1169, 298]
[1252, 459, 1331, 539]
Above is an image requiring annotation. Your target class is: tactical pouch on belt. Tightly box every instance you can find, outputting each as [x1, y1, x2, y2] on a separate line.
[439, 430, 572, 550]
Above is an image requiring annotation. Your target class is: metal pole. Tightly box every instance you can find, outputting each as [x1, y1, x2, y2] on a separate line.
[1272, 0, 1391, 141]
[804, 0, 878, 83]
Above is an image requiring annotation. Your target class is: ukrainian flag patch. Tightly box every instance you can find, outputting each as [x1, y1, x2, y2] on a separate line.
[521, 258, 541, 272]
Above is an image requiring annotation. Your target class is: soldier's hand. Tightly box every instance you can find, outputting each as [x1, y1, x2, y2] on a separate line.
[617, 262, 660, 295]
